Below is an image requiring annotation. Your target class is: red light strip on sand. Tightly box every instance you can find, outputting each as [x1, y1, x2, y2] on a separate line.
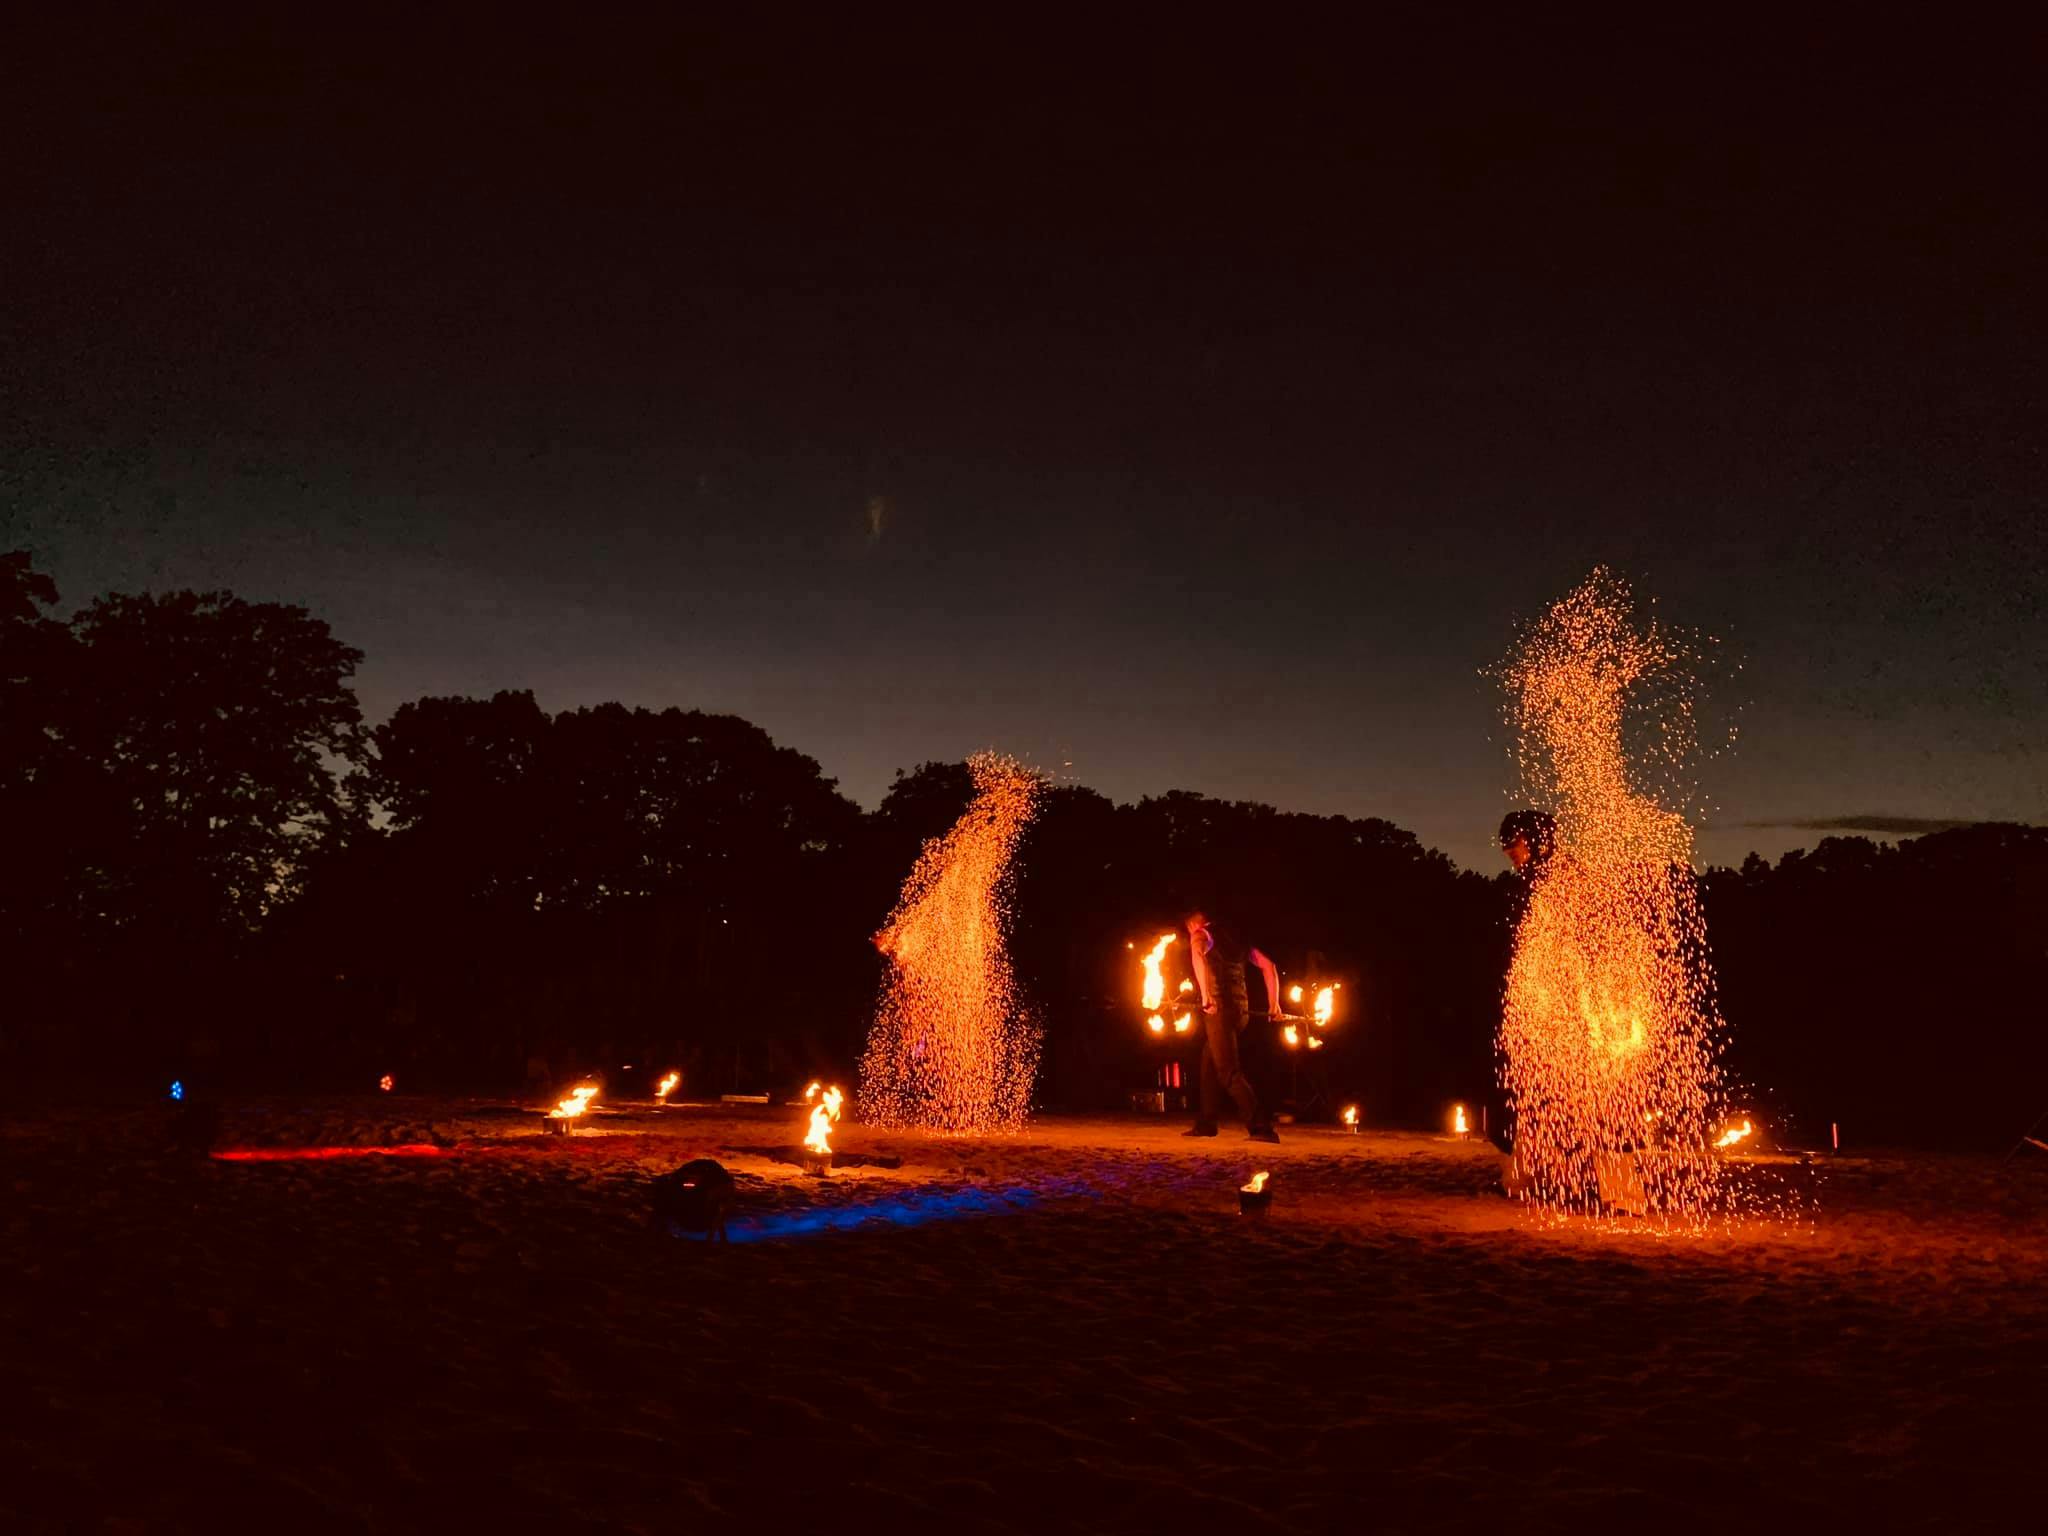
[211, 1144, 448, 1162]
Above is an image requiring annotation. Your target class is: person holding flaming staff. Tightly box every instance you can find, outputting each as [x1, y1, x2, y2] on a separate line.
[1183, 908, 1282, 1143]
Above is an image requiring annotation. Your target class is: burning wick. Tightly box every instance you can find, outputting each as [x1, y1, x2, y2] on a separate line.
[1178, 979, 1194, 995]
[378, 1073, 394, 1093]
[1147, 1014, 1166, 1034]
[1341, 1105, 1359, 1131]
[654, 1071, 680, 1102]
[1313, 986, 1334, 1028]
[1452, 1103, 1470, 1137]
[1282, 1025, 1300, 1049]
[1241, 1170, 1270, 1195]
[1287, 983, 1303, 1005]
[1714, 1117, 1754, 1150]
[804, 1082, 845, 1158]
[1171, 1012, 1192, 1034]
[1306, 1034, 1323, 1050]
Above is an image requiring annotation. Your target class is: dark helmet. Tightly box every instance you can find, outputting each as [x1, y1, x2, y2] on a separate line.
[1498, 809, 1558, 864]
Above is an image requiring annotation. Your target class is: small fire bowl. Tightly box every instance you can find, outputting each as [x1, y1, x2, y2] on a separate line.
[801, 1150, 832, 1176]
[543, 1116, 572, 1137]
[1238, 1184, 1274, 1218]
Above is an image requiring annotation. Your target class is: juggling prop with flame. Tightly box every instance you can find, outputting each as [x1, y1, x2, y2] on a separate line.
[1135, 933, 1195, 1037]
[1277, 983, 1340, 1049]
[546, 1084, 598, 1135]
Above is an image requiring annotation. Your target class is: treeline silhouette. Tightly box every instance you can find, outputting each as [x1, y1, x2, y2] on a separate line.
[4, 552, 2042, 1150]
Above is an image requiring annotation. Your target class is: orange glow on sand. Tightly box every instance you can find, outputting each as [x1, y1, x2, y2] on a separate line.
[1497, 569, 1740, 1225]
[860, 753, 1043, 1133]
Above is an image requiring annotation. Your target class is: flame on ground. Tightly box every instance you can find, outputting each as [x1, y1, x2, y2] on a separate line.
[550, 1085, 598, 1120]
[860, 753, 1043, 1133]
[1242, 1171, 1270, 1195]
[805, 1083, 846, 1156]
[655, 1071, 680, 1101]
[1453, 1103, 1469, 1135]
[1715, 1117, 1755, 1150]
[1341, 1105, 1359, 1127]
[1496, 569, 1739, 1225]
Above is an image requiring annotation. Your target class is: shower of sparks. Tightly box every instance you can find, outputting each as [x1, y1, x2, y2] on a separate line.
[859, 752, 1044, 1133]
[1496, 568, 1739, 1226]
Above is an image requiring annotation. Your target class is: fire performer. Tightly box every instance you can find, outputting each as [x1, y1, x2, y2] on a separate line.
[1487, 810, 1557, 1179]
[1182, 909, 1281, 1143]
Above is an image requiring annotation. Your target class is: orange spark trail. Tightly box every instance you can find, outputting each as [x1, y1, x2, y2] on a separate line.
[859, 752, 1044, 1132]
[1497, 569, 1731, 1225]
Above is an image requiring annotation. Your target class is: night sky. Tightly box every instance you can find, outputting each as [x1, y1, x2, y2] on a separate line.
[7, 22, 2042, 870]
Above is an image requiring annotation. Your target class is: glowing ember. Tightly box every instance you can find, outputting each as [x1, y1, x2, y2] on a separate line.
[860, 753, 1044, 1132]
[378, 1073, 394, 1093]
[1147, 1014, 1166, 1034]
[1715, 1117, 1755, 1150]
[550, 1084, 598, 1121]
[1139, 932, 1178, 1012]
[1312, 986, 1334, 1028]
[1241, 1170, 1270, 1195]
[1497, 569, 1734, 1223]
[1453, 1103, 1470, 1135]
[804, 1082, 846, 1156]
[655, 1071, 680, 1101]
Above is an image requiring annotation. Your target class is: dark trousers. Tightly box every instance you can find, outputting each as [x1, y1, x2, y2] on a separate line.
[1198, 987, 1267, 1130]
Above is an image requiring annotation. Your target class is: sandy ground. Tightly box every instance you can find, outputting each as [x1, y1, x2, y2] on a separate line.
[4, 1098, 2044, 1533]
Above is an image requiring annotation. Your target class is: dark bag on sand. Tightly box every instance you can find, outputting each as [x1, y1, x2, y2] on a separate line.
[651, 1159, 735, 1242]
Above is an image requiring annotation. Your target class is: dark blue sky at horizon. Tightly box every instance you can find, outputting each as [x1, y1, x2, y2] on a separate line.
[5, 22, 2042, 872]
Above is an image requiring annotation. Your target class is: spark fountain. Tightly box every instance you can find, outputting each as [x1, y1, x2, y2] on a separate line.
[1497, 568, 1735, 1225]
[858, 752, 1044, 1132]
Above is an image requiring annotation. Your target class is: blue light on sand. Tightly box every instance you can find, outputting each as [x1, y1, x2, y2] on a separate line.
[169, 1080, 184, 1102]
[722, 1178, 1094, 1244]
